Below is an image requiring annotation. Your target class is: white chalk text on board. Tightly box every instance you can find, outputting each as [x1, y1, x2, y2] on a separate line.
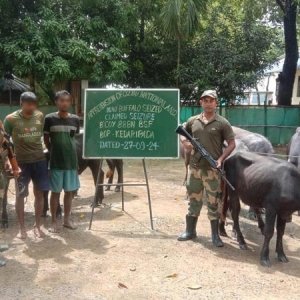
[84, 89, 179, 159]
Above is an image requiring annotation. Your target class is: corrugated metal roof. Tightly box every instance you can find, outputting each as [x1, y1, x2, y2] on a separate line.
[0, 74, 30, 92]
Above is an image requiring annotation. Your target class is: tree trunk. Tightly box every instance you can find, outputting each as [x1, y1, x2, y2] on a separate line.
[265, 74, 271, 105]
[139, 12, 145, 44]
[29, 73, 36, 93]
[255, 85, 261, 105]
[176, 37, 181, 87]
[277, 0, 299, 106]
[139, 11, 146, 86]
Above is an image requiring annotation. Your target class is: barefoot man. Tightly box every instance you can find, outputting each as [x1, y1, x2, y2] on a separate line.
[44, 90, 80, 232]
[4, 92, 49, 239]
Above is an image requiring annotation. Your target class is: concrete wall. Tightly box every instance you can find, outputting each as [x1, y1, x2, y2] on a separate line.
[292, 69, 300, 105]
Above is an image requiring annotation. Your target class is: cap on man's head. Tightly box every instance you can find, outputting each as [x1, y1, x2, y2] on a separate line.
[200, 90, 217, 100]
[20, 91, 37, 102]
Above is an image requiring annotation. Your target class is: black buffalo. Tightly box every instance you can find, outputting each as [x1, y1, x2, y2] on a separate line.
[287, 128, 300, 216]
[105, 159, 123, 192]
[220, 127, 274, 235]
[288, 127, 300, 167]
[232, 127, 274, 154]
[180, 126, 274, 184]
[224, 151, 300, 267]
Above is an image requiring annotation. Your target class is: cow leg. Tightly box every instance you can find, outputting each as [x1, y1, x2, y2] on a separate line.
[260, 208, 276, 267]
[183, 169, 187, 187]
[183, 165, 188, 185]
[90, 162, 104, 205]
[42, 191, 49, 217]
[230, 193, 247, 250]
[254, 208, 265, 234]
[96, 171, 104, 205]
[1, 179, 9, 228]
[105, 159, 115, 191]
[248, 206, 257, 221]
[114, 160, 123, 192]
[184, 151, 191, 185]
[1, 198, 8, 228]
[46, 191, 62, 220]
[105, 171, 114, 191]
[218, 220, 227, 237]
[219, 180, 228, 237]
[56, 199, 62, 219]
[276, 215, 288, 263]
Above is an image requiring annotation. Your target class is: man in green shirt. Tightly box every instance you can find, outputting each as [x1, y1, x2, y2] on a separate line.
[4, 92, 49, 239]
[178, 90, 236, 247]
[44, 90, 80, 233]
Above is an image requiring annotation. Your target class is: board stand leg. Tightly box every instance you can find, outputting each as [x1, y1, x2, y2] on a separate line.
[121, 184, 125, 211]
[88, 159, 154, 231]
[142, 159, 154, 230]
[89, 159, 104, 230]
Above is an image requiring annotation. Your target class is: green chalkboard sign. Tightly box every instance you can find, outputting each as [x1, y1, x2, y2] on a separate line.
[83, 89, 179, 159]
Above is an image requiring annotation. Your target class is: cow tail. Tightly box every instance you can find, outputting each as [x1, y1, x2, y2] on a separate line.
[220, 178, 229, 222]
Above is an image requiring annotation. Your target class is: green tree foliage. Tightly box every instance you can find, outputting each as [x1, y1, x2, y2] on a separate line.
[0, 0, 291, 104]
[243, 0, 299, 105]
[160, 0, 206, 86]
[120, 0, 176, 88]
[0, 0, 127, 92]
[179, 0, 283, 102]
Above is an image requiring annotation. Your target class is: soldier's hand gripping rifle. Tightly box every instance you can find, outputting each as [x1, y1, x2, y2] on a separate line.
[0, 128, 20, 197]
[176, 125, 235, 191]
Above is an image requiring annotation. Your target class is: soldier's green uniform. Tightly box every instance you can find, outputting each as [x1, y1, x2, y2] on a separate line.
[178, 90, 235, 247]
[185, 113, 234, 219]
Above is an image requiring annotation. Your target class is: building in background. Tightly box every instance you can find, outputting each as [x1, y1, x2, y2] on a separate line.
[242, 54, 300, 105]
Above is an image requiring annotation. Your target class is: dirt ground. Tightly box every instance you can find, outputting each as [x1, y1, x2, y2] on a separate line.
[1, 158, 300, 300]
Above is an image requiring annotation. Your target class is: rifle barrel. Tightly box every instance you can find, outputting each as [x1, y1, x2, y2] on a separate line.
[176, 125, 235, 191]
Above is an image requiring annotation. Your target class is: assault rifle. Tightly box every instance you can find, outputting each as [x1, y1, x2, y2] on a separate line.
[176, 125, 235, 191]
[0, 128, 20, 197]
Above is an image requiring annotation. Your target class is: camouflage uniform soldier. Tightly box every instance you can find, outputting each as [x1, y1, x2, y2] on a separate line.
[178, 90, 236, 247]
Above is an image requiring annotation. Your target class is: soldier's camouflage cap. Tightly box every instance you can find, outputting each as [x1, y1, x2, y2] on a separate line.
[200, 90, 218, 100]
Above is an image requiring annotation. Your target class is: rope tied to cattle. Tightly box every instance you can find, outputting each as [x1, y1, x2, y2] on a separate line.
[253, 152, 300, 159]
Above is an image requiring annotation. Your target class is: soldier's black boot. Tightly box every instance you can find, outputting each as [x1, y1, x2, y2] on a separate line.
[177, 215, 198, 241]
[211, 219, 224, 247]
